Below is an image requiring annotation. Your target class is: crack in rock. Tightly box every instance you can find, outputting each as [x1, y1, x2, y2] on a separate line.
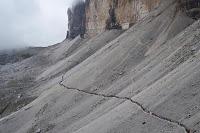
[59, 75, 191, 133]
[0, 102, 10, 117]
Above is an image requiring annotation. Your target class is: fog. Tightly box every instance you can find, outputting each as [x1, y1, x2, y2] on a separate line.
[0, 0, 74, 50]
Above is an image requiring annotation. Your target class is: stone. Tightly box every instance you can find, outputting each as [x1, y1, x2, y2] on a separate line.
[36, 128, 41, 133]
[17, 94, 22, 99]
[121, 23, 130, 30]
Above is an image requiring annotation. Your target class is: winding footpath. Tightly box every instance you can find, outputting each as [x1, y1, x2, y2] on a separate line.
[59, 75, 191, 133]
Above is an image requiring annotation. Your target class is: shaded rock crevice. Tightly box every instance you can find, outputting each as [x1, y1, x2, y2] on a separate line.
[0, 103, 10, 117]
[179, 0, 200, 19]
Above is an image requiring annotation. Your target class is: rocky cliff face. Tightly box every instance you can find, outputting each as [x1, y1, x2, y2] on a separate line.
[85, 0, 160, 36]
[67, 1, 85, 39]
[67, 0, 200, 37]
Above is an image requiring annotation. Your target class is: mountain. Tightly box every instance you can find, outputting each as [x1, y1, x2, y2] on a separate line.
[0, 0, 200, 133]
[0, 47, 44, 65]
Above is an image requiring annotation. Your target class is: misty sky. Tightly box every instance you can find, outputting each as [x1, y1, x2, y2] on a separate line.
[0, 0, 73, 50]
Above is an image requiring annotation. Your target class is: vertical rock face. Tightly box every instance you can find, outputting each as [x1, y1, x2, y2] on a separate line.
[67, 0, 200, 38]
[67, 1, 85, 39]
[85, 0, 160, 36]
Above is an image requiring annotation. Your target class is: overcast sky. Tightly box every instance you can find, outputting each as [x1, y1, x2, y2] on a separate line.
[0, 0, 73, 50]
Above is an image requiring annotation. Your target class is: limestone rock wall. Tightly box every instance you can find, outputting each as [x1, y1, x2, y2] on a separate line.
[85, 0, 160, 36]
[67, 0, 200, 38]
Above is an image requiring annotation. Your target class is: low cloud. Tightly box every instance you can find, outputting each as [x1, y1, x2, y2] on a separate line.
[0, 0, 71, 50]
